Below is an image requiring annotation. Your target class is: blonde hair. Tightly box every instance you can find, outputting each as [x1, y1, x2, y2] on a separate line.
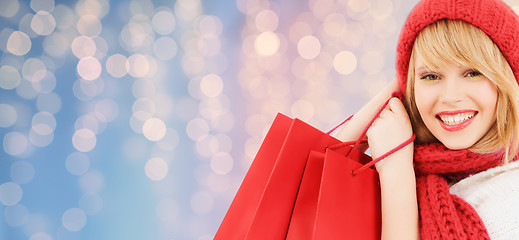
[405, 19, 519, 163]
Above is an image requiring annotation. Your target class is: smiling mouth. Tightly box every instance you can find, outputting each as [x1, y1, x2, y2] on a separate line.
[435, 111, 477, 131]
[437, 112, 477, 125]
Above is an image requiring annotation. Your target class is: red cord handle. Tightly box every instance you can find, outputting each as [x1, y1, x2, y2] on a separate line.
[352, 134, 415, 176]
[326, 114, 353, 135]
[327, 91, 415, 175]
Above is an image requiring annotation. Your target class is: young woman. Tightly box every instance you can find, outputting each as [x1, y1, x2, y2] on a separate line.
[335, 0, 519, 239]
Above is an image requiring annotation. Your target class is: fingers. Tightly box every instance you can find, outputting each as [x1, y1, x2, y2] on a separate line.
[374, 97, 407, 125]
[378, 98, 400, 119]
[387, 97, 406, 115]
[378, 109, 390, 119]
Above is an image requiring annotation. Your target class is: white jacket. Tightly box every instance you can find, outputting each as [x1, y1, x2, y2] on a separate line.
[450, 160, 519, 239]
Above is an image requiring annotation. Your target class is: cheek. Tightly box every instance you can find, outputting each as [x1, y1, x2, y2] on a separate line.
[414, 83, 435, 117]
[472, 80, 498, 116]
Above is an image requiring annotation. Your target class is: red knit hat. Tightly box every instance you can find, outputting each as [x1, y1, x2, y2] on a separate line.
[396, 0, 519, 92]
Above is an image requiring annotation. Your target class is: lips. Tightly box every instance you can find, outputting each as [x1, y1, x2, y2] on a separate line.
[436, 110, 477, 131]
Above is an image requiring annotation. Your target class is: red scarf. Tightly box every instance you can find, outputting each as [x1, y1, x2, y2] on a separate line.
[413, 143, 503, 240]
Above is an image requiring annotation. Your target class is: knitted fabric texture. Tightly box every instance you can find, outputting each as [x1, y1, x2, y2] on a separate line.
[414, 143, 503, 239]
[396, 0, 519, 92]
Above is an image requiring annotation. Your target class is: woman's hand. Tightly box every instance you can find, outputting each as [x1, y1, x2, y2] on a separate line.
[366, 97, 419, 240]
[366, 97, 414, 175]
[333, 78, 401, 143]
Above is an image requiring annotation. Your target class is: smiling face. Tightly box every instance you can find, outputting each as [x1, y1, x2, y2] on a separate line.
[404, 20, 519, 160]
[413, 58, 498, 149]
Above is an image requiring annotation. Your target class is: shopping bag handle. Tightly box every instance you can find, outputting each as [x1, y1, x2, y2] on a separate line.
[352, 134, 415, 176]
[327, 136, 415, 176]
[326, 115, 353, 135]
[327, 91, 416, 176]
[329, 91, 403, 148]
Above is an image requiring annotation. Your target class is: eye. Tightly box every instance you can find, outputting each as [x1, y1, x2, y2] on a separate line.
[465, 70, 482, 78]
[420, 74, 439, 81]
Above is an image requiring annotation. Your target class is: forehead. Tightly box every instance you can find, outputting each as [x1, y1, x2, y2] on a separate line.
[413, 49, 473, 72]
[411, 20, 490, 70]
[413, 55, 470, 71]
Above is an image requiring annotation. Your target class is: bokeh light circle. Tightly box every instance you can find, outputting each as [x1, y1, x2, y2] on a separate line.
[145, 157, 169, 181]
[333, 51, 357, 75]
[77, 14, 102, 37]
[106, 54, 129, 78]
[53, 4, 75, 30]
[186, 118, 209, 141]
[62, 208, 87, 232]
[32, 111, 56, 135]
[29, 128, 54, 147]
[22, 58, 46, 82]
[0, 182, 23, 206]
[31, 11, 56, 36]
[31, 71, 56, 94]
[0, 0, 19, 18]
[254, 32, 280, 56]
[132, 97, 156, 121]
[75, 113, 102, 133]
[291, 99, 315, 120]
[7, 31, 32, 56]
[210, 152, 233, 175]
[142, 118, 167, 141]
[3, 131, 28, 156]
[72, 128, 97, 152]
[72, 36, 97, 58]
[255, 9, 279, 32]
[0, 104, 17, 128]
[43, 32, 70, 57]
[152, 10, 176, 35]
[30, 0, 55, 12]
[0, 65, 21, 90]
[66, 152, 90, 176]
[174, 0, 202, 22]
[77, 57, 102, 80]
[75, 0, 109, 18]
[297, 35, 321, 60]
[348, 0, 371, 13]
[323, 13, 347, 37]
[197, 15, 223, 37]
[200, 74, 223, 98]
[128, 54, 150, 78]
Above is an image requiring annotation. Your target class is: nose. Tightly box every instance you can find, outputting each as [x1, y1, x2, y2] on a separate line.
[439, 77, 464, 104]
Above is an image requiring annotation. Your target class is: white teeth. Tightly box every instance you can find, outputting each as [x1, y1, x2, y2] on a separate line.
[439, 112, 475, 125]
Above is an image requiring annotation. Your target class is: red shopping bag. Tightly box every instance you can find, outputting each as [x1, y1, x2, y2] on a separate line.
[216, 92, 414, 240]
[285, 140, 381, 240]
[285, 150, 325, 239]
[313, 147, 381, 239]
[286, 91, 415, 240]
[214, 113, 343, 240]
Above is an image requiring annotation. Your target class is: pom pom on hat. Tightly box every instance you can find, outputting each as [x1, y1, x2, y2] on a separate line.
[396, 0, 519, 92]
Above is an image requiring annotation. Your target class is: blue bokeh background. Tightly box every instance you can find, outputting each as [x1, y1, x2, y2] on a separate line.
[2, 0, 516, 239]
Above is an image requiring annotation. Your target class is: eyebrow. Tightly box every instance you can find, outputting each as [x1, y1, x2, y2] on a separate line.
[415, 66, 431, 73]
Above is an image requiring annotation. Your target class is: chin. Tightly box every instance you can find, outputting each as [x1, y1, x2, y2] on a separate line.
[438, 140, 476, 150]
